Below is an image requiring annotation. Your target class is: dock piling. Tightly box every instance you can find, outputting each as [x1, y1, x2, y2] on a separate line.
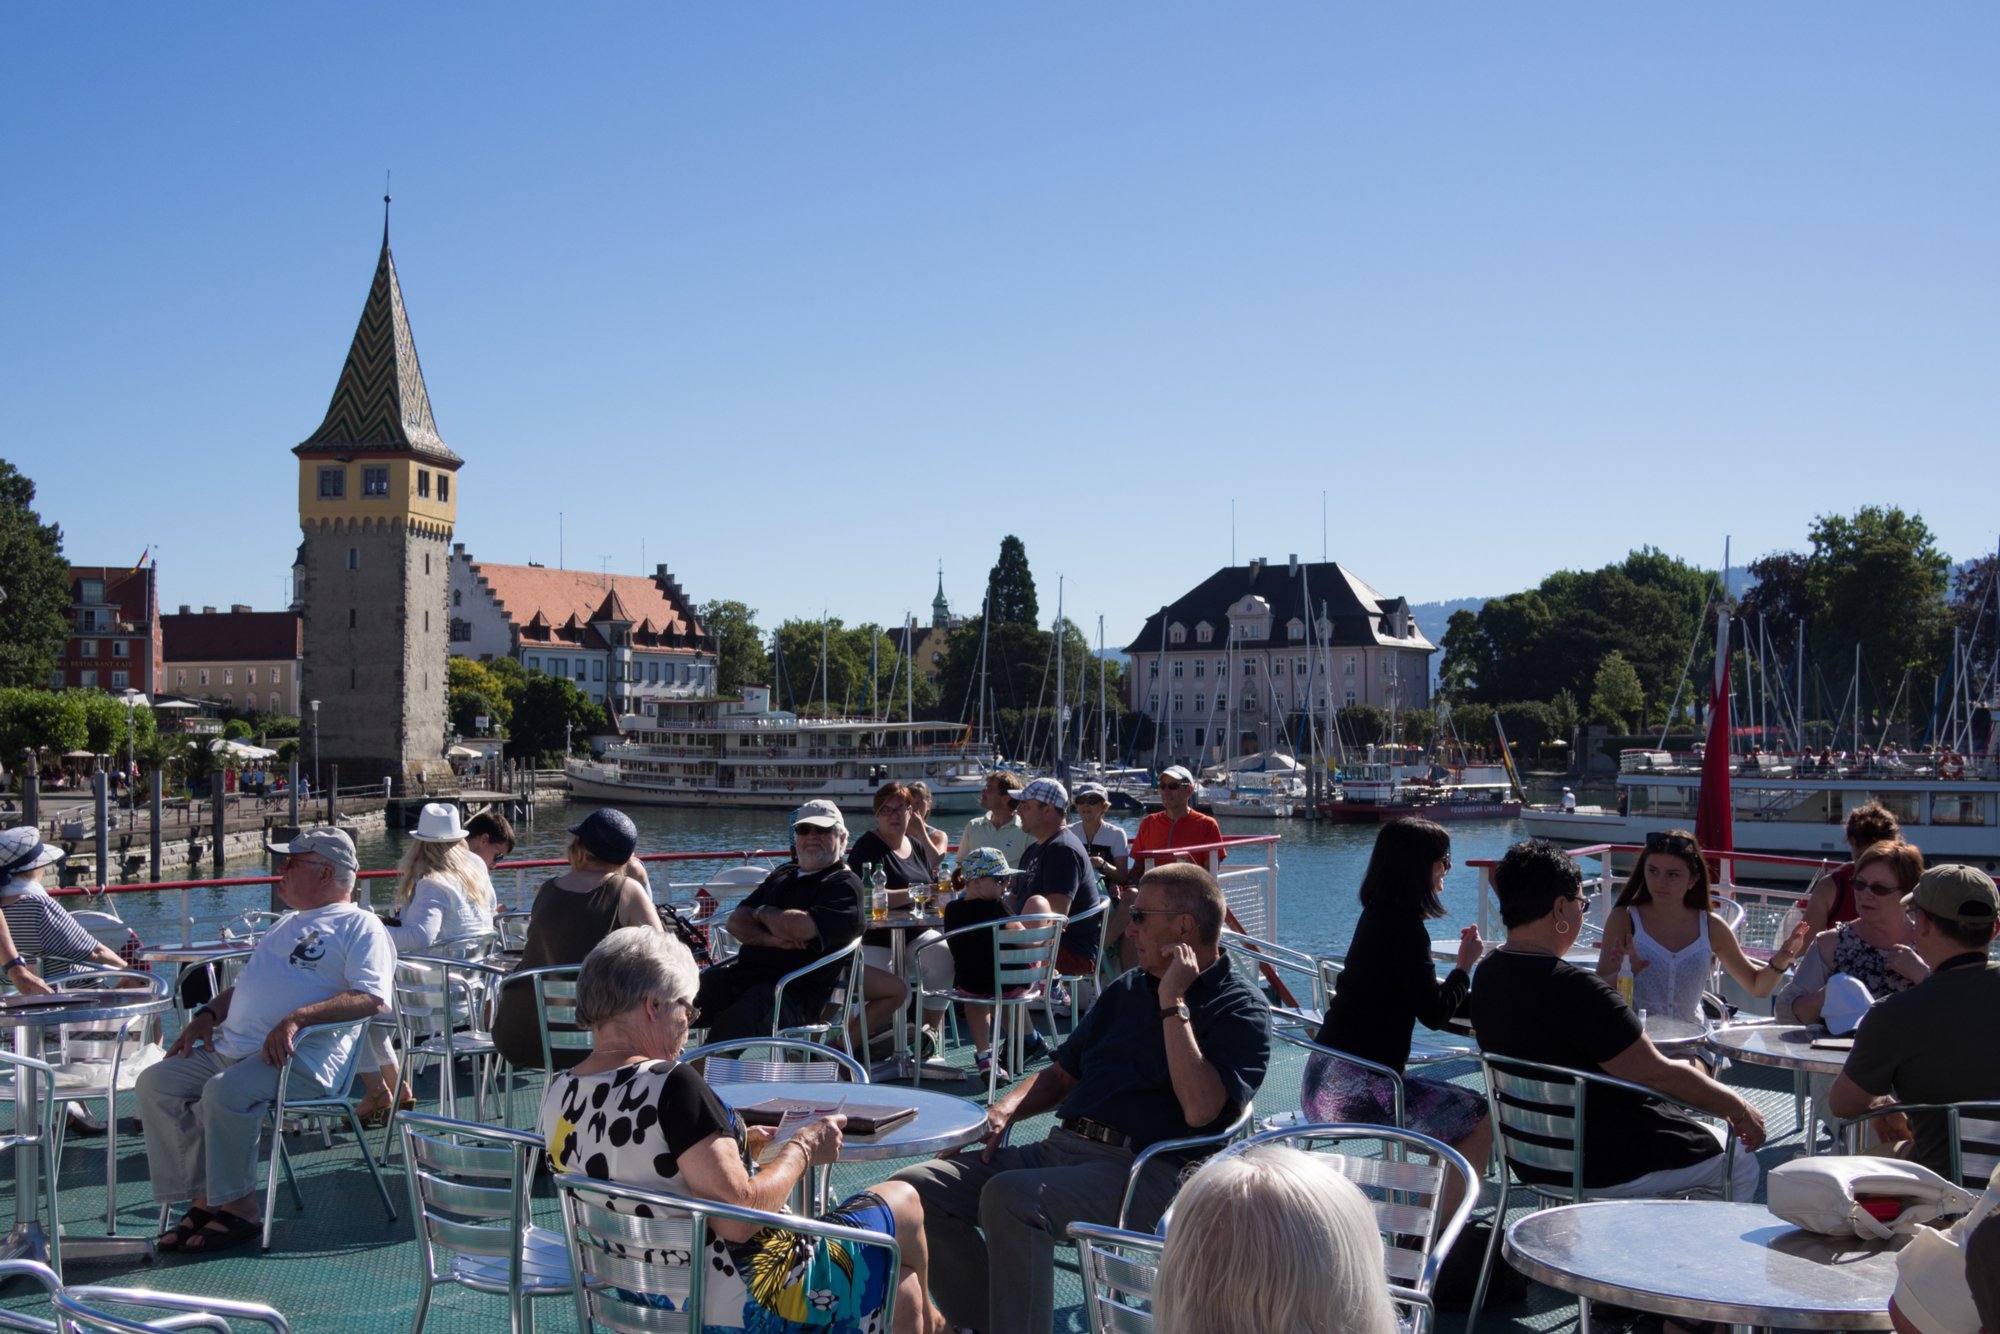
[150, 770, 163, 880]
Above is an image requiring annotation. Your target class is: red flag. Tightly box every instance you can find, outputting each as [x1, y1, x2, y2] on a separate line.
[1695, 611, 1734, 884]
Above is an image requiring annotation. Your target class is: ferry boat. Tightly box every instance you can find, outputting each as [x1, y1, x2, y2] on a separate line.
[1317, 757, 1518, 822]
[1522, 747, 2000, 878]
[566, 685, 995, 815]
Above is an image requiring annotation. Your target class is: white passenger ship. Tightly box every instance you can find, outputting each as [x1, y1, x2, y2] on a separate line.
[1522, 746, 2000, 878]
[566, 685, 994, 815]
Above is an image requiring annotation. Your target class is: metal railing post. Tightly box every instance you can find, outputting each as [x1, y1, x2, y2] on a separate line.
[327, 764, 338, 825]
[21, 750, 38, 828]
[94, 768, 110, 890]
[150, 769, 163, 880]
[288, 760, 299, 828]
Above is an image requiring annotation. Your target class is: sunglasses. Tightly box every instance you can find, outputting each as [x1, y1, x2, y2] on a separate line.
[1127, 906, 1190, 925]
[659, 997, 700, 1024]
[1855, 875, 1903, 897]
[1645, 832, 1699, 854]
[1159, 781, 1187, 791]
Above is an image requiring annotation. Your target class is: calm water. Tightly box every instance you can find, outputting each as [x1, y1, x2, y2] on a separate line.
[108, 787, 1578, 955]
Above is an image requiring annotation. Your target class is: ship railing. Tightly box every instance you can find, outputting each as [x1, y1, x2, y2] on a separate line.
[1130, 835, 1280, 943]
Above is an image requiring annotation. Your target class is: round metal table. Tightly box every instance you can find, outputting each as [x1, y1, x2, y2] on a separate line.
[1504, 1199, 1904, 1330]
[0, 991, 174, 1268]
[1707, 1022, 1849, 1076]
[1636, 1014, 1708, 1049]
[137, 942, 248, 967]
[712, 1079, 987, 1162]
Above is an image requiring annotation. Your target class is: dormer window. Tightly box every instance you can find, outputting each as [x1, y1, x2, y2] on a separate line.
[1288, 618, 1305, 641]
[1195, 622, 1213, 644]
[1169, 622, 1187, 645]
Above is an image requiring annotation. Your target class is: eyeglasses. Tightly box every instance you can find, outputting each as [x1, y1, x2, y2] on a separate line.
[878, 805, 908, 817]
[1566, 893, 1595, 913]
[1128, 906, 1190, 925]
[1855, 875, 1903, 897]
[1439, 854, 1454, 870]
[794, 825, 837, 837]
[1645, 832, 1699, 854]
[658, 997, 700, 1024]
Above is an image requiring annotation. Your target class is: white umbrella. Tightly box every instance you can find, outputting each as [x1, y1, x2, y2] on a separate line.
[447, 745, 482, 760]
[210, 739, 278, 761]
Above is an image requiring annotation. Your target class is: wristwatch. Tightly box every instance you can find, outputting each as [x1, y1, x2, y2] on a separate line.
[3, 956, 27, 973]
[1161, 1000, 1190, 1023]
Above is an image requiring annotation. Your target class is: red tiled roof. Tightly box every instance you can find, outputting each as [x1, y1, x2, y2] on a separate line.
[466, 561, 710, 650]
[162, 611, 302, 662]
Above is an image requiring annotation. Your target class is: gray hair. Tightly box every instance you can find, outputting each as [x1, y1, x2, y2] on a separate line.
[575, 926, 699, 1029]
[1137, 862, 1226, 945]
[1155, 1145, 1396, 1334]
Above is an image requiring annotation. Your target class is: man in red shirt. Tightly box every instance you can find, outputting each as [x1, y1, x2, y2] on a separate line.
[1113, 766, 1226, 969]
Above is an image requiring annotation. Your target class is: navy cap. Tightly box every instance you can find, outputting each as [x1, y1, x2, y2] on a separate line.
[568, 808, 639, 865]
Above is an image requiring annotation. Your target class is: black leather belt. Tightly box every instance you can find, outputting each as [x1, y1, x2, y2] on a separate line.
[1061, 1116, 1139, 1151]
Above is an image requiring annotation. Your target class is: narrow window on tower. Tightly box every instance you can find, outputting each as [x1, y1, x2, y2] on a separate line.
[318, 468, 345, 499]
[351, 667, 357, 689]
[417, 469, 431, 499]
[361, 466, 389, 497]
[349, 608, 357, 628]
[438, 475, 450, 502]
[347, 548, 359, 570]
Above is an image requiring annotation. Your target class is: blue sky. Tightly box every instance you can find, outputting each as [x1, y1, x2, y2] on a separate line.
[5, 4, 1996, 656]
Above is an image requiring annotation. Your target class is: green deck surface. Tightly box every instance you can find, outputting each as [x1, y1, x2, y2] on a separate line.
[0, 1020, 1817, 1334]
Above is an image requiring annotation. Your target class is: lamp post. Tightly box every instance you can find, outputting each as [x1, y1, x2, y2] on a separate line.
[309, 699, 320, 796]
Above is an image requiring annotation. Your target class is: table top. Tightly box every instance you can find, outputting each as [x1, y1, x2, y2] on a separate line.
[139, 942, 251, 965]
[869, 908, 949, 931]
[1504, 1200, 1903, 1329]
[712, 1079, 987, 1162]
[1708, 1022, 1850, 1074]
[1433, 938, 1600, 967]
[0, 991, 172, 1028]
[1636, 1014, 1708, 1048]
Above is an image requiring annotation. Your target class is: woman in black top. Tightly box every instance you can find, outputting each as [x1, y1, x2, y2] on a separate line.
[844, 783, 938, 1052]
[1306, 818, 1491, 1198]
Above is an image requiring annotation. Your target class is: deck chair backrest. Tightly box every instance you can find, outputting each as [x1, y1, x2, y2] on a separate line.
[682, 1038, 868, 1086]
[402, 1114, 536, 1277]
[1482, 1055, 1586, 1201]
[555, 1175, 900, 1334]
[1220, 931, 1325, 1013]
[1068, 1223, 1162, 1334]
[1958, 1107, 2000, 1187]
[993, 916, 1064, 991]
[395, 958, 491, 1045]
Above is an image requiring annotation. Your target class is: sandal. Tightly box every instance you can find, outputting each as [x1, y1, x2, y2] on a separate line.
[355, 1084, 416, 1129]
[156, 1206, 214, 1253]
[180, 1209, 260, 1253]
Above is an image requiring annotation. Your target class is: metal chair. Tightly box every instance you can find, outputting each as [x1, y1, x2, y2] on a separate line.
[554, 1174, 902, 1334]
[44, 969, 172, 1233]
[1466, 1053, 1744, 1334]
[1262, 1027, 1410, 1131]
[0, 1052, 64, 1278]
[1207, 1122, 1479, 1334]
[1049, 896, 1113, 1030]
[0, 1258, 293, 1334]
[769, 937, 869, 1058]
[257, 1017, 399, 1249]
[493, 912, 534, 952]
[1841, 1100, 2000, 1188]
[167, 950, 253, 1036]
[1065, 1222, 1163, 1334]
[681, 1037, 868, 1086]
[400, 1112, 571, 1334]
[1222, 930, 1328, 1025]
[386, 957, 507, 1161]
[494, 965, 587, 1120]
[1115, 1101, 1259, 1229]
[911, 913, 1064, 1102]
[426, 930, 501, 963]
[1317, 956, 1475, 1066]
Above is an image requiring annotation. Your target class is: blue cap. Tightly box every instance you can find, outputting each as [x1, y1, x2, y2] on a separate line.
[568, 808, 638, 864]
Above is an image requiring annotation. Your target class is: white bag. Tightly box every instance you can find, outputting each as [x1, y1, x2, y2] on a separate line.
[1891, 1165, 2000, 1334]
[1766, 1155, 1979, 1240]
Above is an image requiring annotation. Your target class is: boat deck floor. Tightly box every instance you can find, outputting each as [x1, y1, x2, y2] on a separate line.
[0, 1027, 1819, 1334]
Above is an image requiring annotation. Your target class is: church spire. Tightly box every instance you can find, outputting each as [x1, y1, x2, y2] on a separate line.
[295, 221, 460, 465]
[931, 566, 950, 629]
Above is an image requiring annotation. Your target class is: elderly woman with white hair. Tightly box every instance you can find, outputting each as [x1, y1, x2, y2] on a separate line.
[541, 927, 948, 1334]
[1154, 1145, 1397, 1334]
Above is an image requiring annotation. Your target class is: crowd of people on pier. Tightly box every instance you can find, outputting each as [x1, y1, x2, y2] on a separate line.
[4, 774, 1999, 1334]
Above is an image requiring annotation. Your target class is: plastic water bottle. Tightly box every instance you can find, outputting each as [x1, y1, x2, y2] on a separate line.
[870, 863, 890, 921]
[1777, 904, 1805, 951]
[1616, 953, 1635, 1007]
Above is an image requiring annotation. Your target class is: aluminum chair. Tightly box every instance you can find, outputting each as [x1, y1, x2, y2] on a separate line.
[494, 965, 586, 1121]
[769, 937, 869, 1059]
[554, 1174, 902, 1334]
[1221, 929, 1328, 1025]
[493, 912, 533, 952]
[400, 1112, 570, 1334]
[1113, 1101, 1258, 1229]
[1262, 1027, 1410, 1132]
[45, 969, 172, 1233]
[385, 957, 507, 1162]
[1049, 896, 1113, 1029]
[167, 950, 253, 1036]
[257, 1017, 399, 1249]
[1317, 956, 1476, 1066]
[1841, 1100, 2000, 1188]
[1465, 1053, 1744, 1334]
[0, 1258, 293, 1334]
[911, 913, 1064, 1102]
[681, 1037, 868, 1086]
[1065, 1222, 1162, 1334]
[0, 1052, 63, 1278]
[1208, 1122, 1479, 1334]
[426, 930, 501, 962]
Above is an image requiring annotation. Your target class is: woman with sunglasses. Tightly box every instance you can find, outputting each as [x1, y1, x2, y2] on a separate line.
[1777, 839, 1930, 1026]
[1303, 818, 1492, 1212]
[1595, 830, 1811, 1028]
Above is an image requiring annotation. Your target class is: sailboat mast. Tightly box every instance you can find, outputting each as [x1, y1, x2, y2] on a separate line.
[1097, 615, 1108, 769]
[977, 583, 991, 750]
[1054, 575, 1066, 778]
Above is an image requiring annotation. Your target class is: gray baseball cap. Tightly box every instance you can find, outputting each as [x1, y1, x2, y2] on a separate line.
[266, 826, 359, 873]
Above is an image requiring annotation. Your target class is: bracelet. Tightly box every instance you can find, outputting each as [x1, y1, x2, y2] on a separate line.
[3, 956, 26, 974]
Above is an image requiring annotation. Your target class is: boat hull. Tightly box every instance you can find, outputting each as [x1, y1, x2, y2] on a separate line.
[1319, 799, 1522, 822]
[565, 769, 986, 816]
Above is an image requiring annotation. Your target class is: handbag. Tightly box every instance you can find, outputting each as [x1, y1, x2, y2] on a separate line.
[1891, 1165, 2000, 1334]
[1767, 1155, 1980, 1240]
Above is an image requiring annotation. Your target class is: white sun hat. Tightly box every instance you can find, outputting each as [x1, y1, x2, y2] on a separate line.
[410, 803, 469, 843]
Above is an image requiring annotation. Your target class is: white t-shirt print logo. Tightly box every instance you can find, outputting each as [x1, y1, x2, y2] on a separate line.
[287, 929, 327, 971]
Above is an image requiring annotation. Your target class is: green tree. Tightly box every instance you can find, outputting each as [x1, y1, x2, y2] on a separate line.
[448, 657, 514, 738]
[1805, 507, 1951, 715]
[506, 672, 605, 764]
[0, 687, 87, 759]
[1437, 609, 1487, 703]
[1335, 704, 1392, 749]
[0, 460, 71, 689]
[74, 690, 156, 755]
[701, 599, 766, 696]
[984, 536, 1039, 628]
[1737, 551, 1813, 648]
[1589, 651, 1646, 731]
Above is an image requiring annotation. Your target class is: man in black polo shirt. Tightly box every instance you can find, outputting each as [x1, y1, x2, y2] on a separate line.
[894, 862, 1270, 1334]
[694, 799, 865, 1042]
[1832, 864, 2000, 1178]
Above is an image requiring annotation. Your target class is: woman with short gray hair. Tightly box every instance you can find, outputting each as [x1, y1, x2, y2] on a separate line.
[1154, 1145, 1396, 1334]
[540, 927, 949, 1334]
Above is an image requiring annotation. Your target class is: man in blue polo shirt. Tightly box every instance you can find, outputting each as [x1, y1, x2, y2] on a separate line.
[894, 862, 1270, 1334]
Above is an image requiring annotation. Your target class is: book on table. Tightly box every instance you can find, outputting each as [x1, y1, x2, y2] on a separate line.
[738, 1097, 920, 1136]
[1809, 1037, 1856, 1051]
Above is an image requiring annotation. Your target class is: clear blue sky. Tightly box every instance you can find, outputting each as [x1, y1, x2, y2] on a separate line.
[6, 4, 1996, 656]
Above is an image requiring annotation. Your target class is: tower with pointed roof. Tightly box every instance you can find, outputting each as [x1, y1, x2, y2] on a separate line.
[292, 210, 460, 791]
[931, 569, 951, 630]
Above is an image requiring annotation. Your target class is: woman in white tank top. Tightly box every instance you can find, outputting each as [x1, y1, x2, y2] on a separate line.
[1597, 829, 1811, 1026]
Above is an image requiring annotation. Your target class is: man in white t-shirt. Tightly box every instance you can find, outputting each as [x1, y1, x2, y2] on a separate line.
[136, 826, 393, 1253]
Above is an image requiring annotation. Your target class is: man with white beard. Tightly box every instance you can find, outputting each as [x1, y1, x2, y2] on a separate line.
[694, 799, 868, 1041]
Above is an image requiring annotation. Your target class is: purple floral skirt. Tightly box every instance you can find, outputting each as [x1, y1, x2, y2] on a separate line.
[1301, 1050, 1486, 1146]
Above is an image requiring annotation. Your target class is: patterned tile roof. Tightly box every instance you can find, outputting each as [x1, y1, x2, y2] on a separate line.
[295, 233, 461, 465]
[463, 559, 711, 651]
[1122, 560, 1435, 654]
